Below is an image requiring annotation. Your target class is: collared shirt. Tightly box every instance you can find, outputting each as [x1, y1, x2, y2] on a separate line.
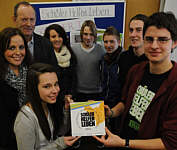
[28, 36, 34, 56]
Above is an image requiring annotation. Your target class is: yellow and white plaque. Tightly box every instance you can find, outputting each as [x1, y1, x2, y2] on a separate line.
[70, 101, 105, 136]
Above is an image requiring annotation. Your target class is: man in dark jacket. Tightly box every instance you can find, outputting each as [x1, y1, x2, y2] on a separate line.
[118, 14, 148, 86]
[101, 26, 123, 135]
[102, 26, 123, 109]
[13, 1, 58, 66]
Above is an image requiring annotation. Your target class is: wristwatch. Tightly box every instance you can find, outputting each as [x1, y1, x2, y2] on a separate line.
[125, 139, 129, 148]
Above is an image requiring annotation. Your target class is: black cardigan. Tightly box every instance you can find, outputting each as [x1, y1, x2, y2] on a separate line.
[0, 80, 19, 150]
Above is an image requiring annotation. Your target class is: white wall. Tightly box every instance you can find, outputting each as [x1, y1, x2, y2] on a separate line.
[164, 0, 177, 17]
[162, 0, 177, 62]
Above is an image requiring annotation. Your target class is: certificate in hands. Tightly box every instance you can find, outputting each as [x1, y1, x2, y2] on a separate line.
[70, 101, 105, 136]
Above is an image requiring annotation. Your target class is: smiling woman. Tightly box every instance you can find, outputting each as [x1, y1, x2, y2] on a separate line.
[0, 27, 32, 150]
[4, 35, 26, 75]
[38, 72, 60, 105]
[14, 63, 80, 150]
[44, 24, 77, 104]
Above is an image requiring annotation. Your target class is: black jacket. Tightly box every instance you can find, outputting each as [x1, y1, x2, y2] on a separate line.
[56, 51, 77, 98]
[33, 33, 58, 67]
[0, 80, 19, 150]
[101, 47, 123, 108]
[118, 46, 148, 86]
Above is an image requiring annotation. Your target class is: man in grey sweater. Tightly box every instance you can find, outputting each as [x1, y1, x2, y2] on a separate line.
[72, 20, 105, 102]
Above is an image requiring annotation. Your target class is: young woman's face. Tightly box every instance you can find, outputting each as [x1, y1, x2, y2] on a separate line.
[38, 72, 60, 104]
[49, 29, 63, 51]
[4, 35, 26, 69]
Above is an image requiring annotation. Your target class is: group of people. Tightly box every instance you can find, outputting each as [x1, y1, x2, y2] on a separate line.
[0, 1, 177, 150]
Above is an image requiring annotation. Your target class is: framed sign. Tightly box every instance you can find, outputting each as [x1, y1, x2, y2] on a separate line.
[32, 1, 126, 46]
[70, 101, 105, 136]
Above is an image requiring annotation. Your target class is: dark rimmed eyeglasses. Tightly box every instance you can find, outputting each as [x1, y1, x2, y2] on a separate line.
[144, 36, 171, 45]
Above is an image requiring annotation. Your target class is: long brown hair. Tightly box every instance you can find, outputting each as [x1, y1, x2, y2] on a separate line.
[26, 63, 63, 140]
[0, 27, 32, 80]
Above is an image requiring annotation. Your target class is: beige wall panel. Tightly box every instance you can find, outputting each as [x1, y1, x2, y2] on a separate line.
[124, 0, 160, 49]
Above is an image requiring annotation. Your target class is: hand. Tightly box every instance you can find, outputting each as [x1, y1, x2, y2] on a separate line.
[64, 95, 73, 110]
[104, 105, 112, 117]
[64, 136, 81, 146]
[93, 127, 124, 147]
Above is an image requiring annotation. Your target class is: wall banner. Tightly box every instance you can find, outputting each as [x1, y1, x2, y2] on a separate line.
[31, 1, 126, 46]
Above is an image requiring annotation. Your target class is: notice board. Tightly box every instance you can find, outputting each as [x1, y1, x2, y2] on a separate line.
[31, 1, 126, 46]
